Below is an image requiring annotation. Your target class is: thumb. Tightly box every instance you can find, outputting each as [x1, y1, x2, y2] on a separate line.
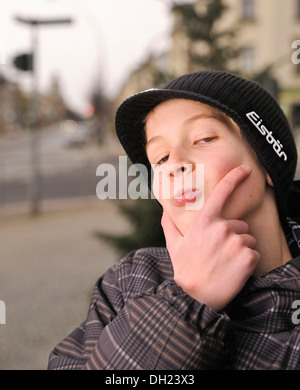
[161, 211, 183, 258]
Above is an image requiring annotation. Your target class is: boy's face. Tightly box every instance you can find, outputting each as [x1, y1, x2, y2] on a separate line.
[145, 99, 271, 235]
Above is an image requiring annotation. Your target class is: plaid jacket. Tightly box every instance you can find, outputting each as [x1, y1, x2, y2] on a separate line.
[48, 218, 300, 370]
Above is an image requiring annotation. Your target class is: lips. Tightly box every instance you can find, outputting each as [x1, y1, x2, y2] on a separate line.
[172, 188, 201, 207]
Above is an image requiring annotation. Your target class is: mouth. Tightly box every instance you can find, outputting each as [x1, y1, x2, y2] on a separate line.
[172, 188, 201, 207]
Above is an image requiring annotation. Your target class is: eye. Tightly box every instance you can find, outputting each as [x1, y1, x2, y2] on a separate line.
[194, 136, 216, 145]
[156, 155, 169, 166]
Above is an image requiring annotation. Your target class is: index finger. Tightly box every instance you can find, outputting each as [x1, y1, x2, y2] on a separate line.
[203, 165, 252, 217]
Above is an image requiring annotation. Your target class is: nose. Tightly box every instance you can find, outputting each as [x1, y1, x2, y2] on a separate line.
[167, 151, 195, 177]
[169, 164, 193, 177]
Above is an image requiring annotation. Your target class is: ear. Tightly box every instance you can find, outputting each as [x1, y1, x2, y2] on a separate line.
[266, 174, 274, 187]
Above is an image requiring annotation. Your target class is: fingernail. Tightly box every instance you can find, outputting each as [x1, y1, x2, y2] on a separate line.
[242, 164, 252, 173]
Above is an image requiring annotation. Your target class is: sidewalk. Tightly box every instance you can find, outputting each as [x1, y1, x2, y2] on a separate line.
[0, 195, 131, 369]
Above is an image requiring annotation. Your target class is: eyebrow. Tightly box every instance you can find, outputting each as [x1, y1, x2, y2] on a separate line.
[145, 135, 163, 151]
[145, 113, 215, 150]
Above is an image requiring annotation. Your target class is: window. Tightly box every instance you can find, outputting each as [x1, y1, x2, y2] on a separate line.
[242, 0, 255, 21]
[239, 46, 255, 73]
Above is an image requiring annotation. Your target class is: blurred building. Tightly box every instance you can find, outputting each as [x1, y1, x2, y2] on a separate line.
[39, 75, 69, 125]
[114, 53, 170, 110]
[115, 0, 300, 133]
[0, 74, 28, 133]
[220, 0, 300, 131]
[0, 72, 73, 133]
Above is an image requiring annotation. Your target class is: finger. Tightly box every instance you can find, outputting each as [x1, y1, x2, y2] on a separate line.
[237, 233, 257, 249]
[161, 211, 183, 256]
[226, 219, 249, 235]
[203, 165, 252, 217]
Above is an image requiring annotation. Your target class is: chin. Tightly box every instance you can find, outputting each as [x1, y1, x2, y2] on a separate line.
[172, 210, 198, 235]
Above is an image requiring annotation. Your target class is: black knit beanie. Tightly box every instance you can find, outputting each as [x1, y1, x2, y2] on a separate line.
[115, 70, 298, 225]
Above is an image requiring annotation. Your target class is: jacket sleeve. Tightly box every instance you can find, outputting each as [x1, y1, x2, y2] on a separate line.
[48, 253, 230, 370]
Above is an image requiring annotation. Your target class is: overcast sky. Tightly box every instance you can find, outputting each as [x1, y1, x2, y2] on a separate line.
[0, 0, 181, 114]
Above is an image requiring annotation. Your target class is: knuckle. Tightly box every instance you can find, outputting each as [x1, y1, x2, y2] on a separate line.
[233, 234, 244, 247]
[243, 249, 260, 269]
[218, 221, 231, 237]
[227, 235, 244, 256]
[198, 213, 213, 227]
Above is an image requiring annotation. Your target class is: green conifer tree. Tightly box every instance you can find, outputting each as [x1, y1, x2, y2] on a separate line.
[172, 0, 240, 71]
[95, 198, 165, 258]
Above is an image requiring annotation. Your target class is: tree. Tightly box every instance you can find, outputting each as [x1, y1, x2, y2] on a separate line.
[95, 198, 165, 258]
[251, 65, 280, 99]
[172, 0, 240, 72]
[87, 83, 112, 144]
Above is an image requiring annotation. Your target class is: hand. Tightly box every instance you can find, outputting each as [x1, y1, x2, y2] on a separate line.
[161, 165, 260, 312]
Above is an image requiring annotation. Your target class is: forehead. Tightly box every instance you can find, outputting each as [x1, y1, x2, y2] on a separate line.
[144, 98, 238, 140]
[145, 99, 212, 122]
[145, 99, 212, 133]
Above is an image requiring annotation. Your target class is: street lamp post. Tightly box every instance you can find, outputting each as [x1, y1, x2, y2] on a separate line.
[15, 16, 73, 216]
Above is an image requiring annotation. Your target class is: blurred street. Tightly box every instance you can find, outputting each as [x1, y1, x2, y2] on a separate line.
[0, 130, 131, 370]
[0, 123, 123, 207]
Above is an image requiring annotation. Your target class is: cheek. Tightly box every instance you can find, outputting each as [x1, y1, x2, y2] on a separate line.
[203, 142, 256, 190]
[152, 172, 160, 201]
[152, 168, 174, 204]
[221, 165, 267, 220]
[203, 159, 238, 200]
[202, 150, 265, 213]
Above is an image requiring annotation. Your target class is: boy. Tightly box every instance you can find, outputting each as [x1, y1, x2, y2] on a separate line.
[48, 71, 300, 370]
